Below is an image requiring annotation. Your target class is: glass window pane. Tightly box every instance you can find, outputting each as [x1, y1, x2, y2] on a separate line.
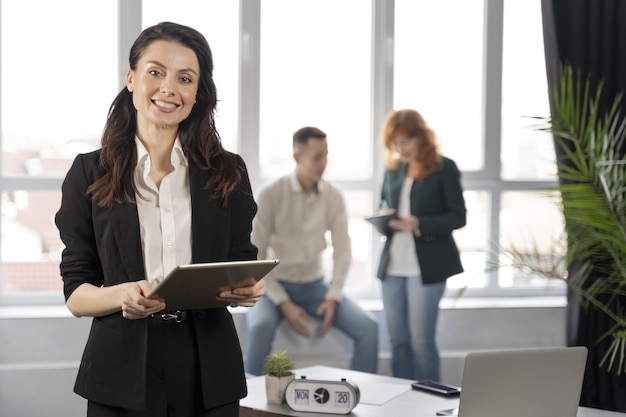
[394, 0, 484, 172]
[501, 0, 555, 179]
[1, 0, 117, 176]
[447, 191, 490, 289]
[499, 191, 566, 288]
[330, 191, 375, 294]
[259, 0, 372, 181]
[1, 191, 63, 293]
[142, 0, 240, 152]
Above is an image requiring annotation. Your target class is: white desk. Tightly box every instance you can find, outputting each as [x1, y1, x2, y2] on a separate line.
[240, 366, 625, 417]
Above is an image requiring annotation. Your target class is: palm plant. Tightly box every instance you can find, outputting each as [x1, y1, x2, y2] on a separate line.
[500, 63, 626, 374]
[551, 64, 626, 374]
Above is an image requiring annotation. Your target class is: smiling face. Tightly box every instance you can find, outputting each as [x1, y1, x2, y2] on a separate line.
[126, 40, 200, 135]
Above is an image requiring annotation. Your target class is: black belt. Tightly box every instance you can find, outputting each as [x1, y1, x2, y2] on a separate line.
[150, 310, 192, 323]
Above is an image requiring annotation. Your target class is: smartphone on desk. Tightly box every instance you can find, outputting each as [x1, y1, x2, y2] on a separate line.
[411, 380, 461, 397]
[436, 408, 459, 416]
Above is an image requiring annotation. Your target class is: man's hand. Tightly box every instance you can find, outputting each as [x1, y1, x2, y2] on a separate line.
[316, 299, 338, 337]
[279, 301, 314, 337]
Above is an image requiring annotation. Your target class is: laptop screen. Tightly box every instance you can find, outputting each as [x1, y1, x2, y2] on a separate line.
[456, 347, 587, 417]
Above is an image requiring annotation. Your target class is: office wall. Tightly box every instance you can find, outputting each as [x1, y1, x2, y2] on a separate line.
[0, 301, 566, 417]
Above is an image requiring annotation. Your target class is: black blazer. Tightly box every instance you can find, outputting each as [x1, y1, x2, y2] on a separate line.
[55, 150, 258, 411]
[377, 157, 466, 284]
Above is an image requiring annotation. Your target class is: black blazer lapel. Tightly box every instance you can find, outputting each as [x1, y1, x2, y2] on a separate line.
[108, 193, 145, 280]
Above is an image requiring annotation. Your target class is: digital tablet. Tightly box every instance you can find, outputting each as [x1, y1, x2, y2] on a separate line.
[364, 212, 397, 235]
[148, 259, 280, 310]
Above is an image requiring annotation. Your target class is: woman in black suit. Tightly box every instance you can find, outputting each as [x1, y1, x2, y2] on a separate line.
[55, 22, 263, 417]
[376, 109, 466, 382]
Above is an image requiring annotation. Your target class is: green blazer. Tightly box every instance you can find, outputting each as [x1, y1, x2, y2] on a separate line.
[376, 157, 466, 284]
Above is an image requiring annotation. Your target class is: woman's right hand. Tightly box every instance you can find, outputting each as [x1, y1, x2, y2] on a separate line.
[67, 280, 165, 318]
[388, 214, 419, 233]
[121, 280, 166, 320]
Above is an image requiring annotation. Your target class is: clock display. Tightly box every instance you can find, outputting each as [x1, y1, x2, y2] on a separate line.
[294, 388, 309, 405]
[314, 387, 330, 404]
[284, 377, 360, 414]
[335, 391, 351, 408]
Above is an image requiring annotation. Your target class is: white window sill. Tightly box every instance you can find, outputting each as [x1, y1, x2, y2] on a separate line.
[0, 295, 567, 320]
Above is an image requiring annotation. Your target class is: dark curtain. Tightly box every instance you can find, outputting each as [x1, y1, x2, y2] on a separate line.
[542, 0, 626, 412]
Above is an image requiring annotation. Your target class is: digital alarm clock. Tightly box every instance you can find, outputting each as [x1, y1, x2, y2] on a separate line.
[285, 376, 360, 414]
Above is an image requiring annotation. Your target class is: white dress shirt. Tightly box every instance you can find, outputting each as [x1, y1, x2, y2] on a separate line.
[134, 137, 192, 287]
[252, 172, 352, 305]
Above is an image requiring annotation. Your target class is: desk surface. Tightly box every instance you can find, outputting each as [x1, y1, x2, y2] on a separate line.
[240, 366, 625, 417]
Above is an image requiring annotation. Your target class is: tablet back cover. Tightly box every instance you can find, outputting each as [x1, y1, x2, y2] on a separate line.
[149, 259, 279, 309]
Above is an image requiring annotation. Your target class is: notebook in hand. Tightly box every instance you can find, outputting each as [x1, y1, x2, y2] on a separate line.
[148, 259, 279, 310]
[365, 212, 397, 235]
[439, 346, 588, 417]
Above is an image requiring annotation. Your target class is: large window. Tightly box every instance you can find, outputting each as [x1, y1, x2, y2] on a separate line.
[501, 0, 554, 180]
[258, 0, 372, 181]
[1, 0, 117, 301]
[0, 1, 563, 304]
[394, 0, 485, 172]
[497, 0, 562, 291]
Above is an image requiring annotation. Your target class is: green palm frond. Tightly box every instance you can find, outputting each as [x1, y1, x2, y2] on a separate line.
[549, 64, 626, 374]
[501, 63, 626, 374]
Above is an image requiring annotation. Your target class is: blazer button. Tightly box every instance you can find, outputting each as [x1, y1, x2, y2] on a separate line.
[198, 311, 206, 320]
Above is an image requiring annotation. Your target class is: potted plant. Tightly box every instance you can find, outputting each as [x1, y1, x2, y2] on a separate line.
[495, 63, 626, 374]
[263, 350, 296, 404]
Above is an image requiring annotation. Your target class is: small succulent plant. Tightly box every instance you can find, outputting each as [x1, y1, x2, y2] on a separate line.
[262, 350, 295, 377]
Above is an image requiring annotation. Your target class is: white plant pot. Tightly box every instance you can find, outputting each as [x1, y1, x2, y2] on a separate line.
[265, 374, 296, 404]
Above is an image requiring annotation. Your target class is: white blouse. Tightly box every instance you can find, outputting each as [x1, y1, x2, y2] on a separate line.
[386, 176, 421, 277]
[134, 137, 192, 287]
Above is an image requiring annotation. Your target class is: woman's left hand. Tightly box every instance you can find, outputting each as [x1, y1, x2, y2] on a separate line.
[217, 279, 265, 307]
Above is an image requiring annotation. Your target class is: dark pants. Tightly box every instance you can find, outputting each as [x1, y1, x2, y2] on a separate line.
[87, 317, 239, 417]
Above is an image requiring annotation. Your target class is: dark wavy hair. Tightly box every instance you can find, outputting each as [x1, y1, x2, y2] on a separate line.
[381, 109, 443, 179]
[88, 21, 240, 207]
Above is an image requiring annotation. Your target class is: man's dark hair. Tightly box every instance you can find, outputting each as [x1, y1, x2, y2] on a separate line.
[293, 126, 327, 150]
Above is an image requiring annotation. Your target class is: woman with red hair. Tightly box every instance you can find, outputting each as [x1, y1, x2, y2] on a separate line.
[376, 109, 466, 382]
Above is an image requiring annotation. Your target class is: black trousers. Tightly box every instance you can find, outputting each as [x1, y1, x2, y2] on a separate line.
[87, 317, 239, 417]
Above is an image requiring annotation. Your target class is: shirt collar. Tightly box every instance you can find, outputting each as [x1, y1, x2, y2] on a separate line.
[289, 171, 324, 195]
[134, 136, 189, 168]
[171, 138, 188, 167]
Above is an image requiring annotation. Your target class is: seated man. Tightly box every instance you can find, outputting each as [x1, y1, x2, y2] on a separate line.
[244, 126, 379, 375]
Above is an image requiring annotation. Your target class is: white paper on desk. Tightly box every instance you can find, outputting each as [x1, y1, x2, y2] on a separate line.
[355, 381, 411, 405]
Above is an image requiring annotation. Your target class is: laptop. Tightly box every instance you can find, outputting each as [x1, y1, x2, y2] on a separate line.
[438, 346, 588, 417]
